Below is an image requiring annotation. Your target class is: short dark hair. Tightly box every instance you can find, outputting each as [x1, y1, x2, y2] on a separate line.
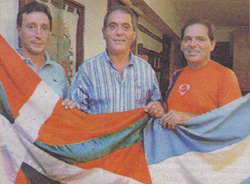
[17, 1, 52, 31]
[103, 5, 137, 31]
[181, 18, 215, 41]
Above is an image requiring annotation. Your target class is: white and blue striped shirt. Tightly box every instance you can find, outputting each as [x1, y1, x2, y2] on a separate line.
[68, 51, 162, 114]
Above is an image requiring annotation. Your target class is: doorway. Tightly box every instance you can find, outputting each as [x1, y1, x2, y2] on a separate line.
[211, 42, 233, 69]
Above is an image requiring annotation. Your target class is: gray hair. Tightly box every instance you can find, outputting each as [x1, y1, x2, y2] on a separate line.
[103, 5, 137, 31]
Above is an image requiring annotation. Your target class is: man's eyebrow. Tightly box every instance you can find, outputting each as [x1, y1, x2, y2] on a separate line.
[122, 23, 131, 26]
[183, 36, 192, 38]
[107, 22, 117, 24]
[26, 22, 49, 25]
[26, 22, 36, 25]
[183, 36, 207, 38]
[41, 23, 50, 26]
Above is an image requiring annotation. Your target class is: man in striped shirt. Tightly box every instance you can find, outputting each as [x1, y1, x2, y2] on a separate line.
[63, 5, 163, 118]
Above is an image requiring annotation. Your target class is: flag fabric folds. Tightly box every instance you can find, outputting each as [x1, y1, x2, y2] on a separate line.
[144, 93, 250, 184]
[0, 34, 151, 184]
[1, 34, 250, 184]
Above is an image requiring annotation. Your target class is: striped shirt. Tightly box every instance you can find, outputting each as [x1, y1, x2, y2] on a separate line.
[68, 51, 162, 114]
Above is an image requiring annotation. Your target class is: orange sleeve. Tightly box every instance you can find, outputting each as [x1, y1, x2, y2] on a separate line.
[218, 69, 242, 107]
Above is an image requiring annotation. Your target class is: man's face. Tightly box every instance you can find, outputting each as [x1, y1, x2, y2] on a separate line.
[102, 10, 136, 55]
[17, 11, 50, 57]
[181, 24, 216, 66]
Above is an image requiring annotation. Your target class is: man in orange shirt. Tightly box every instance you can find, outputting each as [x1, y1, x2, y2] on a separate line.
[160, 18, 241, 129]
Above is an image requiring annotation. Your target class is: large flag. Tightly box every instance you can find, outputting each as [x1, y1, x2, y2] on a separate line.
[0, 34, 151, 184]
[1, 34, 250, 184]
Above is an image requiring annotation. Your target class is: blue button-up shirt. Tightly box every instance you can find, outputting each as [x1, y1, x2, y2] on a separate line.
[16, 49, 68, 99]
[68, 51, 162, 114]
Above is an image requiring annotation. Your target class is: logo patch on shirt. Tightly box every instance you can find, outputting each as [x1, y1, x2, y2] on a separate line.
[179, 84, 190, 96]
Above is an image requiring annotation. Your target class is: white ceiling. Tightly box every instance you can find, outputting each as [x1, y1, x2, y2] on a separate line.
[172, 0, 249, 28]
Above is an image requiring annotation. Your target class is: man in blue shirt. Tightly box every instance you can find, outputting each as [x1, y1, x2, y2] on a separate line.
[1, 2, 68, 123]
[63, 5, 163, 117]
[16, 1, 67, 99]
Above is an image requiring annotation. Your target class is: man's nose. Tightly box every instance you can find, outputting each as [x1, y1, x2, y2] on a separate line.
[116, 25, 124, 35]
[190, 39, 198, 47]
[34, 28, 42, 37]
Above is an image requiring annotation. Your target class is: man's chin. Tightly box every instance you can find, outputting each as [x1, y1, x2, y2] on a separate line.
[186, 55, 200, 62]
[30, 47, 45, 55]
[109, 48, 129, 55]
[30, 50, 45, 56]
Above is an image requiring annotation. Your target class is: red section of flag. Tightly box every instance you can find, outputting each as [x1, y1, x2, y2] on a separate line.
[0, 35, 41, 118]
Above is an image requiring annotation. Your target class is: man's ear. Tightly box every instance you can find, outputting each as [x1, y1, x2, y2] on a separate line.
[102, 27, 106, 39]
[210, 40, 216, 52]
[133, 31, 136, 42]
[180, 42, 184, 52]
[130, 32, 137, 49]
[16, 26, 21, 37]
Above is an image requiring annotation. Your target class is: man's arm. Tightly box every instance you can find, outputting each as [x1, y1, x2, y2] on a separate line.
[160, 110, 199, 129]
[60, 68, 68, 100]
[62, 98, 80, 110]
[144, 67, 164, 118]
[144, 101, 163, 118]
[62, 68, 90, 111]
[218, 69, 242, 107]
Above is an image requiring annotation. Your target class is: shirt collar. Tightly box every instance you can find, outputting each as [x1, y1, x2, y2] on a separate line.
[15, 48, 53, 66]
[104, 49, 135, 66]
